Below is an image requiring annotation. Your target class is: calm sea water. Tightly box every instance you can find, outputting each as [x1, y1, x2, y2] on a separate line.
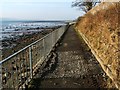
[1, 21, 66, 28]
[0, 20, 67, 40]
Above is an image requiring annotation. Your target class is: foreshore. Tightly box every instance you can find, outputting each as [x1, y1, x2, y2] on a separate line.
[0, 26, 61, 60]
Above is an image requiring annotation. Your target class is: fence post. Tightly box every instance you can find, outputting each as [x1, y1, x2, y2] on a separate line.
[0, 63, 2, 90]
[43, 39, 45, 59]
[29, 47, 33, 79]
[52, 32, 54, 47]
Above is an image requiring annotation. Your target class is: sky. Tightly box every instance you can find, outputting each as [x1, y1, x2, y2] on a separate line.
[0, 0, 85, 20]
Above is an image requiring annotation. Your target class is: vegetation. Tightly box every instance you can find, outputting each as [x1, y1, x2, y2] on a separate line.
[72, 0, 101, 13]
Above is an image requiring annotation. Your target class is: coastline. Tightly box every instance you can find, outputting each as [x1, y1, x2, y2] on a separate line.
[1, 26, 61, 60]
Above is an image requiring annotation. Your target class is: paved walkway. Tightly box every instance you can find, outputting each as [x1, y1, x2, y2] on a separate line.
[30, 26, 108, 88]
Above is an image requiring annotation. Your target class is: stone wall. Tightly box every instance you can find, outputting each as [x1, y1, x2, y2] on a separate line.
[75, 2, 120, 88]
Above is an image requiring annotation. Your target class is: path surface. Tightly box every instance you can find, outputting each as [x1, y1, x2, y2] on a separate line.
[30, 26, 108, 88]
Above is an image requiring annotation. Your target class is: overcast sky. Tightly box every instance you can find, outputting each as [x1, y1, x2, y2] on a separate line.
[0, 0, 85, 20]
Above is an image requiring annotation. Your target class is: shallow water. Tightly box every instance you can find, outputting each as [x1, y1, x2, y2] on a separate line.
[0, 21, 67, 40]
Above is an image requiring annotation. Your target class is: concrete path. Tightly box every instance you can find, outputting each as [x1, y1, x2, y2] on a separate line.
[30, 25, 108, 88]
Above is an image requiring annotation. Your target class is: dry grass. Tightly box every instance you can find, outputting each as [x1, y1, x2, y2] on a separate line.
[75, 2, 120, 88]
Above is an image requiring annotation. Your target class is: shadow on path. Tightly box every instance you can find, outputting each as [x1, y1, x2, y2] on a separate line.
[29, 25, 109, 89]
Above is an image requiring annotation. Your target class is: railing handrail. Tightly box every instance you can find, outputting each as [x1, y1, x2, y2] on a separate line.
[0, 26, 65, 64]
[0, 24, 68, 89]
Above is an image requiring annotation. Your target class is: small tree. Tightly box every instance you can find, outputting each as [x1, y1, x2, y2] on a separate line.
[72, 0, 101, 13]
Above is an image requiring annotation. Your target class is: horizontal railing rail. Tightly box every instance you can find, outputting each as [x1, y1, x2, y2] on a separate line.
[0, 25, 67, 89]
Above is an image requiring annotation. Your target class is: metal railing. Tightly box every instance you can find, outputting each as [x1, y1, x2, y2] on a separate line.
[0, 25, 67, 89]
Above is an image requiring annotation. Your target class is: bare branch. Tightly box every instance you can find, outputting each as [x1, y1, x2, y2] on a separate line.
[72, 0, 101, 13]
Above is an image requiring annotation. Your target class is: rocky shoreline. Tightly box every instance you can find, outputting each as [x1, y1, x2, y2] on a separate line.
[1, 26, 61, 60]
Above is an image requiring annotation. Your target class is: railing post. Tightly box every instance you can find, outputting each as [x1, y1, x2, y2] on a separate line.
[0, 63, 2, 90]
[52, 32, 54, 47]
[29, 47, 33, 78]
[15, 56, 19, 89]
[43, 39, 45, 59]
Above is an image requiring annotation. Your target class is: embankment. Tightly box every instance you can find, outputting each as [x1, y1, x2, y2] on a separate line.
[75, 2, 120, 88]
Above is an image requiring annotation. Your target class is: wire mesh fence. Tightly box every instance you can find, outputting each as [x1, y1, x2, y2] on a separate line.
[0, 25, 67, 89]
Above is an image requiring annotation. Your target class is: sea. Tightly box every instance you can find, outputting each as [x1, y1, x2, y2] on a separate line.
[0, 20, 67, 41]
[0, 20, 67, 50]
